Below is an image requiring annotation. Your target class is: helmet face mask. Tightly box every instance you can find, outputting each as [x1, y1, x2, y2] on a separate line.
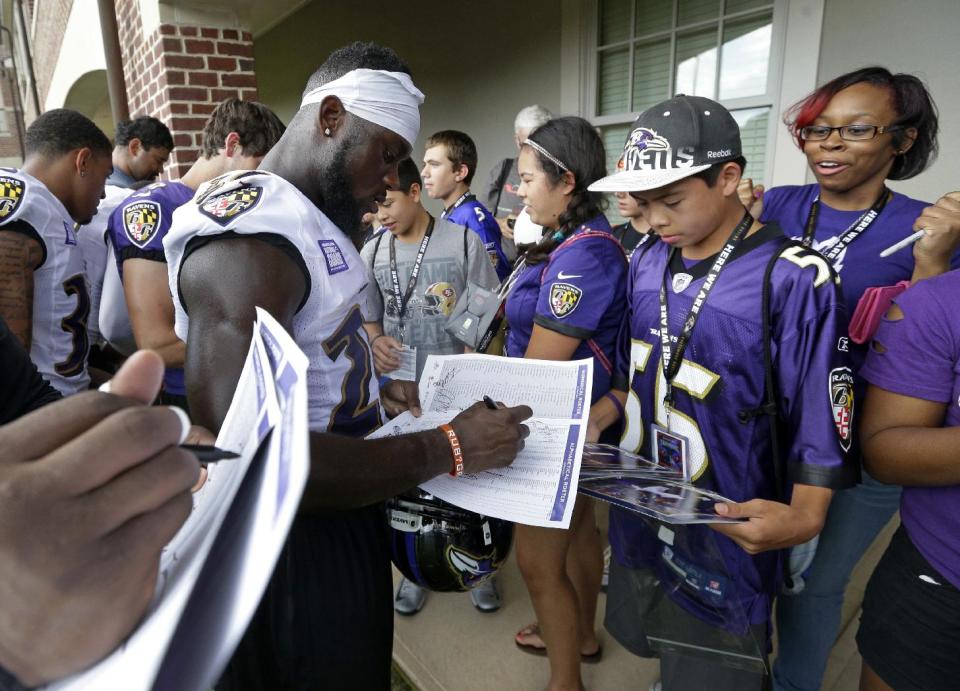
[387, 490, 514, 592]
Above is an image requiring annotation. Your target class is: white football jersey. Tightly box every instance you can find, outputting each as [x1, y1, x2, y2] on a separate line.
[79, 184, 131, 348]
[0, 169, 89, 395]
[165, 170, 382, 435]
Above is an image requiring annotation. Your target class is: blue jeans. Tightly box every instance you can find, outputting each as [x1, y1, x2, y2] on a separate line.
[772, 472, 900, 691]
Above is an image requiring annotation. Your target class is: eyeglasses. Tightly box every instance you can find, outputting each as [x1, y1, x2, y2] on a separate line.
[799, 124, 904, 142]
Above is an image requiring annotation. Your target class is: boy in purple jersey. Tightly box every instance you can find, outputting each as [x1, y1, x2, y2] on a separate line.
[421, 129, 511, 280]
[858, 272, 960, 691]
[588, 96, 857, 691]
[106, 99, 284, 407]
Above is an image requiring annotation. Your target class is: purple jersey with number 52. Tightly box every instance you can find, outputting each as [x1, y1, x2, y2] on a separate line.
[445, 196, 510, 280]
[609, 223, 857, 630]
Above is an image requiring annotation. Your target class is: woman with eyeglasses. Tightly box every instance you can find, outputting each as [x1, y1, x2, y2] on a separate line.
[508, 117, 628, 691]
[741, 66, 960, 691]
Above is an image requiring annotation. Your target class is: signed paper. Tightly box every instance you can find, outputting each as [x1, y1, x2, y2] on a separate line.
[369, 353, 592, 528]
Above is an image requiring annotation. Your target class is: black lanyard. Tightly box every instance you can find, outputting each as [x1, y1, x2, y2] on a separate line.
[659, 211, 754, 411]
[389, 217, 435, 341]
[441, 192, 474, 220]
[802, 187, 889, 262]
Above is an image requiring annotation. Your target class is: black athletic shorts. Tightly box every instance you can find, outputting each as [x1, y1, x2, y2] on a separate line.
[216, 503, 394, 691]
[857, 525, 960, 691]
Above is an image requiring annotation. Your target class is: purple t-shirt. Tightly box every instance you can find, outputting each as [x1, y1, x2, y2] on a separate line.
[860, 270, 960, 589]
[761, 184, 928, 376]
[444, 195, 510, 280]
[505, 215, 628, 403]
[107, 181, 195, 396]
[609, 223, 856, 631]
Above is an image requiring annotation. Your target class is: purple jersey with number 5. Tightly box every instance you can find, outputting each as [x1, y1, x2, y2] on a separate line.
[505, 215, 628, 402]
[445, 196, 510, 280]
[861, 270, 960, 589]
[609, 222, 857, 630]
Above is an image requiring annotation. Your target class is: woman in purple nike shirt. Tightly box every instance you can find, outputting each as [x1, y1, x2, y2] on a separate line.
[740, 67, 960, 691]
[507, 116, 628, 691]
[858, 271, 960, 691]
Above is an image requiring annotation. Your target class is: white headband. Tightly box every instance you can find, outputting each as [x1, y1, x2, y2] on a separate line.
[300, 68, 425, 147]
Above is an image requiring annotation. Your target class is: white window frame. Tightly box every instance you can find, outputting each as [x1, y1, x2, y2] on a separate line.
[580, 0, 803, 185]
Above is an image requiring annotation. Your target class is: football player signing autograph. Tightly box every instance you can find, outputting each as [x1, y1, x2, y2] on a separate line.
[163, 43, 530, 691]
[587, 96, 857, 691]
[507, 117, 628, 691]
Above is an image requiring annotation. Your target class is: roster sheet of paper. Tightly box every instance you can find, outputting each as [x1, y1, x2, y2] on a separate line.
[369, 353, 592, 529]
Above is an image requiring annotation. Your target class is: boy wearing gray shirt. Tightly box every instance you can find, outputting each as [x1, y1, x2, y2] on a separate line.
[361, 159, 498, 381]
[360, 158, 502, 616]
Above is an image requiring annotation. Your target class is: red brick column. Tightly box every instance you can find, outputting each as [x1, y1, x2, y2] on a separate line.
[116, 0, 258, 178]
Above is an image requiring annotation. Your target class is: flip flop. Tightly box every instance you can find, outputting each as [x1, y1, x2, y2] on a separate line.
[514, 624, 603, 663]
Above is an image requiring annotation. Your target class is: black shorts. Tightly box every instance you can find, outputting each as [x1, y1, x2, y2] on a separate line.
[217, 504, 394, 691]
[857, 525, 960, 691]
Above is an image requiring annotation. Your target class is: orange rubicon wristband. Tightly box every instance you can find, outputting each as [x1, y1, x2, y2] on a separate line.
[440, 424, 464, 477]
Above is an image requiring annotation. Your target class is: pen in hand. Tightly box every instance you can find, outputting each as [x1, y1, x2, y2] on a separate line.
[181, 444, 240, 463]
[483, 395, 499, 410]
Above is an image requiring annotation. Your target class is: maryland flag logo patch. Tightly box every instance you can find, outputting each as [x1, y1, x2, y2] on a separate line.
[200, 186, 262, 226]
[549, 282, 582, 319]
[123, 201, 161, 248]
[830, 367, 855, 452]
[0, 176, 25, 220]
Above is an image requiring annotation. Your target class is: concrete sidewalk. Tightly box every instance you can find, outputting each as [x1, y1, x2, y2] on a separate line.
[392, 518, 897, 691]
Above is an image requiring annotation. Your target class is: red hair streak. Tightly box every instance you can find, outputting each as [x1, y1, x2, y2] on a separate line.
[787, 89, 835, 148]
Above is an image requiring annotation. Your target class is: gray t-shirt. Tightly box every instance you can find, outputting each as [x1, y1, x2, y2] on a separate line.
[361, 217, 500, 378]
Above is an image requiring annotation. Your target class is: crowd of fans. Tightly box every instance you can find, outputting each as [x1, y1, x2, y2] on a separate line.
[1, 40, 959, 691]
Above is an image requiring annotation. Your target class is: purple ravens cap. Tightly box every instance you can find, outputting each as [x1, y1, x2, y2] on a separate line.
[589, 95, 742, 193]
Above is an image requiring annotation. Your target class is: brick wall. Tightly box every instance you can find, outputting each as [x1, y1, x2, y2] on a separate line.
[116, 0, 259, 178]
[31, 0, 74, 106]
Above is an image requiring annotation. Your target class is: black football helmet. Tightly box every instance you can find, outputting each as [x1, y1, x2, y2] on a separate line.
[387, 489, 514, 592]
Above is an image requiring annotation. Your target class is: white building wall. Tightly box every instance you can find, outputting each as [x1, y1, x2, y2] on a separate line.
[818, 0, 960, 201]
[254, 0, 564, 216]
[44, 0, 107, 115]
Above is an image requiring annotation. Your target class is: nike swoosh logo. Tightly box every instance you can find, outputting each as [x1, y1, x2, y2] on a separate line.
[557, 271, 582, 279]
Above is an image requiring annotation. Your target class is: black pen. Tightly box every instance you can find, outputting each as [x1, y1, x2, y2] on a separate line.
[181, 444, 240, 463]
[483, 395, 499, 410]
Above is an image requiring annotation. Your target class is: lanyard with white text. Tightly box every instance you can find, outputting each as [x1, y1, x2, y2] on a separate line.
[389, 217, 435, 342]
[801, 187, 890, 262]
[659, 211, 754, 423]
[440, 192, 475, 220]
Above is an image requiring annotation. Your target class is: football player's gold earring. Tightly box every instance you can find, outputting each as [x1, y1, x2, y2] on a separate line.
[80, 171, 86, 177]
[324, 128, 331, 136]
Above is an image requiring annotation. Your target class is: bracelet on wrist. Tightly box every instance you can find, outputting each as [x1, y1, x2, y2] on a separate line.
[439, 423, 464, 477]
[604, 390, 625, 422]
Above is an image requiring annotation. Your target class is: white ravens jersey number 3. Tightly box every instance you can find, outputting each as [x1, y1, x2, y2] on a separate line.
[165, 171, 382, 436]
[0, 169, 90, 395]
